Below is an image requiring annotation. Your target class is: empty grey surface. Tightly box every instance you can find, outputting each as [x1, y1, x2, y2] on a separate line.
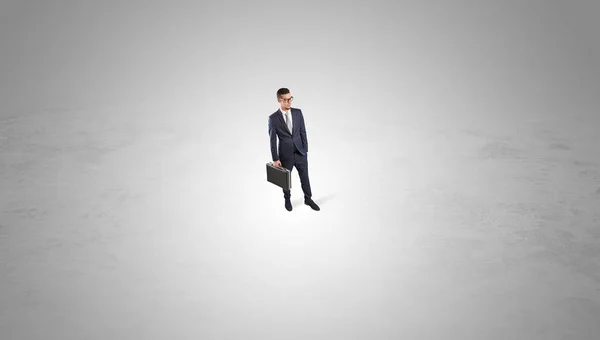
[1, 1, 600, 339]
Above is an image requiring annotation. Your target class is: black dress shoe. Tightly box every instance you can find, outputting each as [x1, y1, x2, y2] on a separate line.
[305, 199, 320, 211]
[285, 199, 293, 211]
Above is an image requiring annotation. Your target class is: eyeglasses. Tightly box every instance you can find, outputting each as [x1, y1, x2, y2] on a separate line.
[279, 96, 294, 103]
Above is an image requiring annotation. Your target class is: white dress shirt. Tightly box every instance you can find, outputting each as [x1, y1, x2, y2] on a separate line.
[280, 108, 292, 131]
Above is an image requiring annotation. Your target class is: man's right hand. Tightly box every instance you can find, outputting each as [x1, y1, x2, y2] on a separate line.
[273, 160, 282, 167]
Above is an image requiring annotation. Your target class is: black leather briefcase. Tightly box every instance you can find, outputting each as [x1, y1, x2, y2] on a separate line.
[266, 162, 291, 190]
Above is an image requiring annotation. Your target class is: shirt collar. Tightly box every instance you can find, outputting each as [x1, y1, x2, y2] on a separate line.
[280, 108, 290, 114]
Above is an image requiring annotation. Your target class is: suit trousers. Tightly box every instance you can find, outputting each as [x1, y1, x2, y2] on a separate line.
[281, 150, 312, 201]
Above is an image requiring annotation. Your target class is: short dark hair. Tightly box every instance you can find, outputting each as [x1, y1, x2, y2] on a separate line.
[277, 88, 290, 100]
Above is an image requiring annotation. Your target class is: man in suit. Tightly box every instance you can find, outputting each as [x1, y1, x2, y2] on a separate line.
[268, 88, 320, 212]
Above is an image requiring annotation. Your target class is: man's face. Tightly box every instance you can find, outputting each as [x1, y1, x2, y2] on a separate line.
[278, 94, 293, 111]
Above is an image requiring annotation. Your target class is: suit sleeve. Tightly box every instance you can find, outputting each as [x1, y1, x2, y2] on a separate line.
[268, 116, 279, 161]
[299, 111, 308, 152]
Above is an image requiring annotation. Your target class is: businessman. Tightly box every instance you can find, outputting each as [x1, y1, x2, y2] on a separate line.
[268, 88, 320, 212]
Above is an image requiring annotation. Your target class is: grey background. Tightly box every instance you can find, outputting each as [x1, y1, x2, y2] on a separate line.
[1, 0, 600, 339]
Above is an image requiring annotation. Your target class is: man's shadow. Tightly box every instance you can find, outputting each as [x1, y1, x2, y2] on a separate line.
[292, 192, 337, 207]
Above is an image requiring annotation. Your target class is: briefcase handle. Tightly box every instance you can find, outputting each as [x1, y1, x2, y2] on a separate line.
[269, 162, 289, 172]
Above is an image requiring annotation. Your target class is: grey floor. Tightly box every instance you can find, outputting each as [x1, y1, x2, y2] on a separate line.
[1, 1, 600, 339]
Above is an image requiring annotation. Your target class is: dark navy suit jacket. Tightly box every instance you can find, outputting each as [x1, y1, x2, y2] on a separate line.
[268, 107, 308, 162]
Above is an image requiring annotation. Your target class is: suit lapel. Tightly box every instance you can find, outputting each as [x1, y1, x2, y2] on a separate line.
[291, 110, 297, 135]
